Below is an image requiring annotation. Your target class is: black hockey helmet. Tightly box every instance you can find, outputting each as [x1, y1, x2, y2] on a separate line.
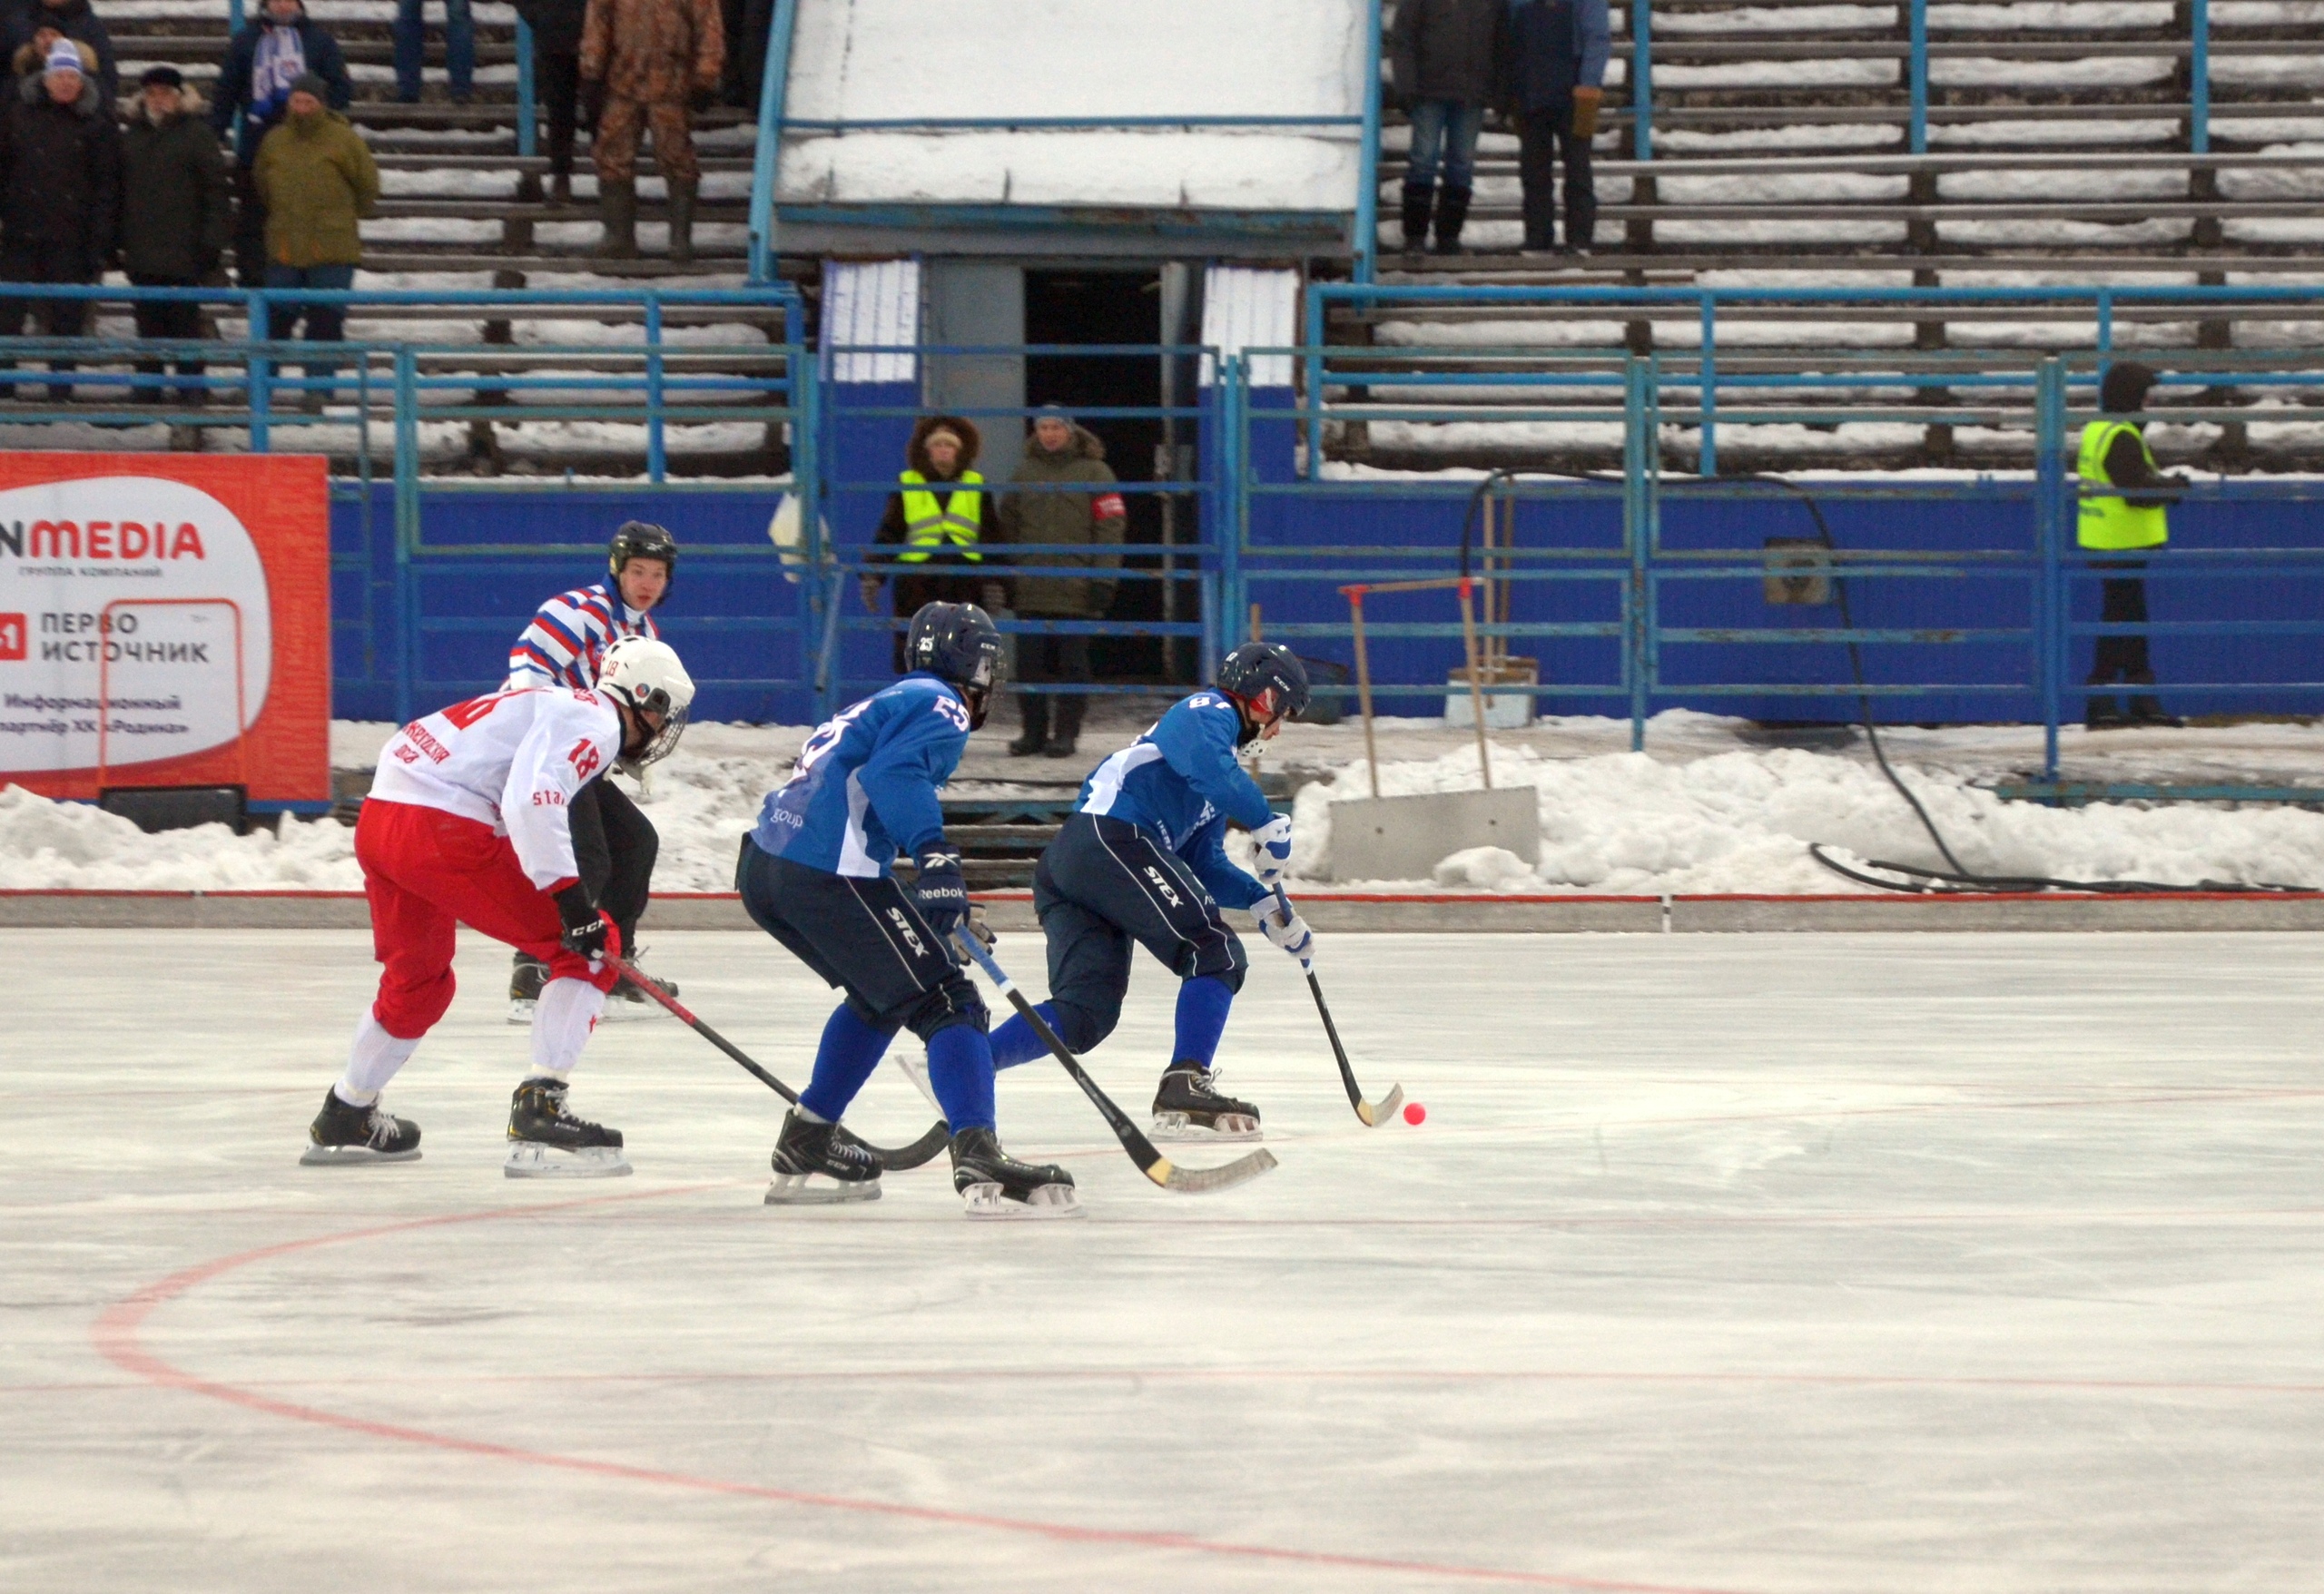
[608, 520, 678, 598]
[1216, 642, 1310, 735]
[906, 601, 1004, 727]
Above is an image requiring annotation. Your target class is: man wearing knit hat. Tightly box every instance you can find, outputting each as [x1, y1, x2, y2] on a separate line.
[252, 72, 378, 408]
[0, 34, 119, 401]
[212, 0, 350, 285]
[994, 404, 1126, 758]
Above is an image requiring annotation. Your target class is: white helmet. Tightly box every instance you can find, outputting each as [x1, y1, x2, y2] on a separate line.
[598, 635, 694, 766]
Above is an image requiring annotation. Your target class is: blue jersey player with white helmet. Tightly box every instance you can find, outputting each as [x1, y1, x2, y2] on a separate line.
[737, 601, 1078, 1217]
[985, 642, 1315, 1141]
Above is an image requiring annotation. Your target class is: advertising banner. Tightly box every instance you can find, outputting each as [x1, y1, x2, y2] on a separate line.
[0, 455, 330, 802]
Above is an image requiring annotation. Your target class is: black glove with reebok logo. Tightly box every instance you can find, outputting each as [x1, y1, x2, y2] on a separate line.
[554, 882, 619, 963]
[911, 845, 969, 940]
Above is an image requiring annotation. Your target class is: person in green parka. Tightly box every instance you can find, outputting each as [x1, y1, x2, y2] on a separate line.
[251, 72, 376, 407]
[995, 406, 1127, 760]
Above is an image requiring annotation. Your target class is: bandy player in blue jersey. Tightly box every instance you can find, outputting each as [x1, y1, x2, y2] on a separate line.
[983, 643, 1315, 1140]
[736, 602, 1078, 1218]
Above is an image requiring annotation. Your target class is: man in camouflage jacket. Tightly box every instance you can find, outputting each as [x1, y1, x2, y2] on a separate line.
[579, 0, 722, 261]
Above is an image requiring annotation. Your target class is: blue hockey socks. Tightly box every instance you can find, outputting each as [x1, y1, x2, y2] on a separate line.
[799, 1004, 894, 1123]
[988, 1001, 1062, 1070]
[1173, 975, 1235, 1070]
[925, 1024, 998, 1132]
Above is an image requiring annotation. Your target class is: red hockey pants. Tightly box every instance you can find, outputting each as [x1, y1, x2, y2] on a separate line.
[356, 798, 617, 1040]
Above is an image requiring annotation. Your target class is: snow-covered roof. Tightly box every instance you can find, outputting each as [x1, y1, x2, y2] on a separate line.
[776, 0, 1368, 215]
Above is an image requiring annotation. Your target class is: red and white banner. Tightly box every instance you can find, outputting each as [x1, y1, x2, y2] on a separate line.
[0, 455, 330, 803]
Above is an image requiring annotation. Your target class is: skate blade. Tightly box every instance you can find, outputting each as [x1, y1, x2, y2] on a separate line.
[763, 1172, 882, 1205]
[1149, 1110, 1264, 1144]
[503, 1143, 631, 1179]
[506, 999, 536, 1026]
[300, 1142, 421, 1166]
[960, 1181, 1084, 1220]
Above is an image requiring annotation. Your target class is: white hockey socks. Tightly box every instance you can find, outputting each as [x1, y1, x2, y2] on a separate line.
[530, 977, 606, 1078]
[338, 1015, 422, 1105]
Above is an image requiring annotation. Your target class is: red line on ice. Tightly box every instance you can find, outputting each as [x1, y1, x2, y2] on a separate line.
[89, 1188, 1750, 1594]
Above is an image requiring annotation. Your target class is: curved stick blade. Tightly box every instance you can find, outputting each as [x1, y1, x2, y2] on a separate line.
[1354, 1083, 1406, 1128]
[1160, 1146, 1279, 1193]
[847, 1118, 950, 1171]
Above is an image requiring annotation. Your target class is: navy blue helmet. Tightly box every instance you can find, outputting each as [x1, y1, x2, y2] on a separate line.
[1216, 642, 1310, 732]
[906, 602, 1004, 725]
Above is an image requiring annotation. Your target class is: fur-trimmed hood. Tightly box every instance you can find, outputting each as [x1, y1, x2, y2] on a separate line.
[121, 79, 207, 124]
[12, 40, 102, 115]
[1028, 421, 1107, 464]
[906, 413, 982, 477]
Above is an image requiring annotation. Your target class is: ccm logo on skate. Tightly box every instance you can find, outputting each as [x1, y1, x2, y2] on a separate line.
[885, 907, 929, 959]
[1144, 866, 1182, 907]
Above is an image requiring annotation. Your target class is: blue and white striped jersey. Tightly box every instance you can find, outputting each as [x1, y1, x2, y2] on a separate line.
[1077, 691, 1275, 910]
[749, 674, 970, 878]
[507, 582, 660, 689]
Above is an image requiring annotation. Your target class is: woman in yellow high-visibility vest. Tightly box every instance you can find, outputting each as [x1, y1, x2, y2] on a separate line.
[2076, 360, 2186, 729]
[864, 415, 1002, 672]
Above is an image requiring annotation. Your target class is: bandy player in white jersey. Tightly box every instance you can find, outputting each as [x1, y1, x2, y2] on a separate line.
[303, 636, 695, 1177]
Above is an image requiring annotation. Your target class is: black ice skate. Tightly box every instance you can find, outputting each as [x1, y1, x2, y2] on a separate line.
[1151, 1062, 1263, 1142]
[950, 1127, 1080, 1219]
[606, 960, 677, 1021]
[504, 1077, 631, 1179]
[300, 1087, 423, 1166]
[507, 950, 548, 1025]
[764, 1108, 883, 1205]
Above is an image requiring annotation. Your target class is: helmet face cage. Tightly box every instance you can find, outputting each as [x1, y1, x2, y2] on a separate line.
[608, 679, 689, 767]
[1217, 642, 1311, 729]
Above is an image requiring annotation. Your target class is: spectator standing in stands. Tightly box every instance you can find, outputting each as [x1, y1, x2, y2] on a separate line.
[253, 74, 378, 408]
[863, 416, 993, 672]
[1502, 0, 1608, 256]
[213, 0, 350, 286]
[121, 64, 229, 404]
[514, 0, 587, 202]
[1387, 0, 1502, 260]
[394, 0, 473, 104]
[995, 406, 1125, 760]
[0, 37, 118, 401]
[6, 0, 117, 102]
[2078, 359, 2186, 730]
[579, 0, 723, 262]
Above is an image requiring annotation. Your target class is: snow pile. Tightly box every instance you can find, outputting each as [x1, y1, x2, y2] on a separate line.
[1289, 741, 2324, 894]
[0, 785, 359, 890]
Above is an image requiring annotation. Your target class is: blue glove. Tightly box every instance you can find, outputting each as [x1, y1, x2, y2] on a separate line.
[911, 845, 969, 939]
[1251, 812, 1294, 887]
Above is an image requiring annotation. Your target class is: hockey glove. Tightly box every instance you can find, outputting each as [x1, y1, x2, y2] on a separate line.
[1251, 812, 1295, 888]
[948, 902, 998, 965]
[554, 883, 620, 964]
[911, 846, 970, 939]
[1259, 899, 1315, 970]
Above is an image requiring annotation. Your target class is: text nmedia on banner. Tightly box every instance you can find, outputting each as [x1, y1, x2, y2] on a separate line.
[0, 458, 330, 802]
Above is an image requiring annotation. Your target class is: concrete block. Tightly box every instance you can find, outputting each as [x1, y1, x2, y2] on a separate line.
[1323, 786, 1541, 882]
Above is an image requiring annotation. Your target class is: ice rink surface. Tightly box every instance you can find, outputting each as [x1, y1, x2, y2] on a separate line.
[5, 927, 2322, 1592]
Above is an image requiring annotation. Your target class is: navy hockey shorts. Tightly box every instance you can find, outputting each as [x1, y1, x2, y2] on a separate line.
[1030, 812, 1248, 1052]
[735, 836, 987, 1041]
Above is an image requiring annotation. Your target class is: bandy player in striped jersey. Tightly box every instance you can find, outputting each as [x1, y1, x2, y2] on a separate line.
[301, 637, 696, 1177]
[505, 520, 677, 1021]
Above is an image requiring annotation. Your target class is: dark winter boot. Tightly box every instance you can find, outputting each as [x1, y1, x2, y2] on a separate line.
[1042, 694, 1083, 759]
[1151, 1062, 1262, 1142]
[2085, 695, 2126, 730]
[301, 1087, 423, 1166]
[1400, 181, 1434, 260]
[950, 1126, 1079, 1218]
[666, 179, 697, 263]
[1009, 694, 1049, 757]
[2125, 673, 2182, 728]
[1433, 184, 1472, 255]
[507, 950, 549, 1025]
[765, 1108, 883, 1204]
[596, 179, 638, 259]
